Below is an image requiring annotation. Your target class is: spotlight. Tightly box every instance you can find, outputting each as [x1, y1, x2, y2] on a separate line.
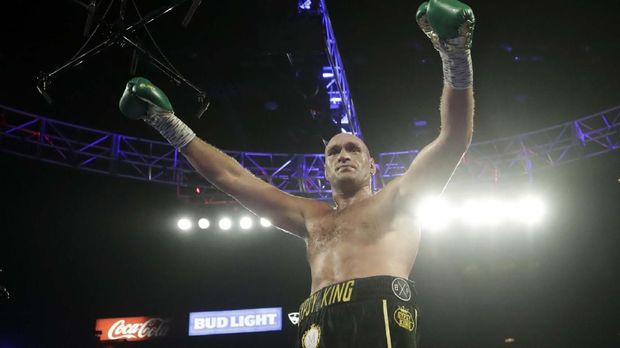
[218, 217, 232, 231]
[298, 0, 312, 11]
[177, 218, 192, 231]
[515, 195, 546, 225]
[483, 198, 506, 226]
[239, 216, 253, 230]
[260, 218, 272, 228]
[322, 66, 334, 78]
[416, 196, 453, 231]
[461, 197, 505, 227]
[198, 218, 210, 229]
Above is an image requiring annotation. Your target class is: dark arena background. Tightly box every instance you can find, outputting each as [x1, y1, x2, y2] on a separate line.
[1, 0, 619, 347]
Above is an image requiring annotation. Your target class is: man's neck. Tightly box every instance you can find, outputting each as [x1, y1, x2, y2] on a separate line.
[332, 186, 373, 211]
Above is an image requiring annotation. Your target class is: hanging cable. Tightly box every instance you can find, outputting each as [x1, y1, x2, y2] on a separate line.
[131, 0, 182, 76]
[70, 0, 117, 60]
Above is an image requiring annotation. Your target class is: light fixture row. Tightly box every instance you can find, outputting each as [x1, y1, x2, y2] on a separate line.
[177, 216, 272, 231]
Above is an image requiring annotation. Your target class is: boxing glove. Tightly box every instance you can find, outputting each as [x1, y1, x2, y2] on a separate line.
[119, 77, 195, 148]
[416, 0, 475, 51]
[119, 77, 173, 120]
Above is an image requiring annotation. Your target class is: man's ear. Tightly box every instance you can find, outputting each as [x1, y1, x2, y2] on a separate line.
[370, 157, 377, 175]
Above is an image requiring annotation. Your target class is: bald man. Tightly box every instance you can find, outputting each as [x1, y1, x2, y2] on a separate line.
[119, 0, 475, 346]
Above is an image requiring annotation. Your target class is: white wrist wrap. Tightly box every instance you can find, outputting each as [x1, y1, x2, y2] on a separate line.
[439, 49, 473, 90]
[144, 106, 196, 149]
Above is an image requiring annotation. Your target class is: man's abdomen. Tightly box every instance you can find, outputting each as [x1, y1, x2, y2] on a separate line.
[308, 230, 419, 293]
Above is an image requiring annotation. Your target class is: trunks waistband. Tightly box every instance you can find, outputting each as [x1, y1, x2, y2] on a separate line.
[298, 275, 416, 322]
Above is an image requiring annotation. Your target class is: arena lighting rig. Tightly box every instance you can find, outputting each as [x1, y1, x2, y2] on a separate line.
[414, 194, 547, 231]
[2, 103, 616, 201]
[176, 216, 272, 232]
[173, 193, 547, 234]
[37, 0, 211, 119]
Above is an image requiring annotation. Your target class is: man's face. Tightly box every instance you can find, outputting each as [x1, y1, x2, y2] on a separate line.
[324, 133, 376, 190]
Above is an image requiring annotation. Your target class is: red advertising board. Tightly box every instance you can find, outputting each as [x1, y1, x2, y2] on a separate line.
[95, 316, 170, 341]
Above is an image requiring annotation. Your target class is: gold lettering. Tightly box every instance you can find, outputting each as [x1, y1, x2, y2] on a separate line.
[331, 283, 343, 304]
[311, 293, 317, 311]
[298, 281, 357, 322]
[321, 287, 332, 307]
[342, 280, 354, 302]
[394, 307, 415, 331]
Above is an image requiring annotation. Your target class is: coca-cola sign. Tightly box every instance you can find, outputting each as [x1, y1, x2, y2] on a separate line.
[95, 316, 171, 341]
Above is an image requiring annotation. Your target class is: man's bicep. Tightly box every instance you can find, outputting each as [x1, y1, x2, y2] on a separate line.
[227, 176, 311, 237]
[397, 137, 467, 201]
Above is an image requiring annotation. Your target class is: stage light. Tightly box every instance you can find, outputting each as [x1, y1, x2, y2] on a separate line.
[298, 0, 312, 10]
[484, 198, 507, 226]
[198, 218, 210, 229]
[416, 196, 453, 231]
[461, 197, 506, 227]
[515, 195, 546, 225]
[239, 216, 253, 230]
[322, 67, 334, 78]
[260, 218, 272, 228]
[177, 218, 192, 231]
[218, 217, 232, 231]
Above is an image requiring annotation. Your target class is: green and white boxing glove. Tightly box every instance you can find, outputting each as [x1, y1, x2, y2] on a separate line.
[416, 0, 475, 89]
[119, 77, 196, 149]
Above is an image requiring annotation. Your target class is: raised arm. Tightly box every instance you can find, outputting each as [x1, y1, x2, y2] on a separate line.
[396, 0, 475, 202]
[181, 137, 315, 237]
[119, 77, 317, 238]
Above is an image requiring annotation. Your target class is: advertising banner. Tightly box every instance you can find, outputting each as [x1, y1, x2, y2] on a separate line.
[95, 316, 171, 341]
[189, 307, 282, 336]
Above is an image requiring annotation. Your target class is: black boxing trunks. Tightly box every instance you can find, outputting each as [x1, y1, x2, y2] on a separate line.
[297, 276, 419, 348]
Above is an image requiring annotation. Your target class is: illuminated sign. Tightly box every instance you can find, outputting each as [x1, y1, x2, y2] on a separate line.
[189, 307, 282, 336]
[95, 316, 170, 341]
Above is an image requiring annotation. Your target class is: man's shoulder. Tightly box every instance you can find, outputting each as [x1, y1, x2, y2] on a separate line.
[294, 198, 332, 223]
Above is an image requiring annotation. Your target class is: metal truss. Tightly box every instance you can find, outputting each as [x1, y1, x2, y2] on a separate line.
[181, 151, 332, 200]
[317, 0, 363, 138]
[0, 104, 334, 199]
[1, 104, 182, 186]
[2, 104, 618, 200]
[376, 105, 620, 187]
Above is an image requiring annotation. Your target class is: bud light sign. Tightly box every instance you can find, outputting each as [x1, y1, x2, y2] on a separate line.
[189, 307, 282, 336]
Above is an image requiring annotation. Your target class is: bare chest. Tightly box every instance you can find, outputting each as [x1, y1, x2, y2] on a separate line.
[305, 200, 390, 252]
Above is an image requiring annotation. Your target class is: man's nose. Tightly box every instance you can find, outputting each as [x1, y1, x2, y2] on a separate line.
[337, 152, 351, 162]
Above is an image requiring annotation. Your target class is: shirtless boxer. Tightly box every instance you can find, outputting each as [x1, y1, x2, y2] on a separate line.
[119, 0, 475, 346]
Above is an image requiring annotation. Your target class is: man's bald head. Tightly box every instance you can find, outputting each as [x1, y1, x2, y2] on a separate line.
[324, 133, 371, 158]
